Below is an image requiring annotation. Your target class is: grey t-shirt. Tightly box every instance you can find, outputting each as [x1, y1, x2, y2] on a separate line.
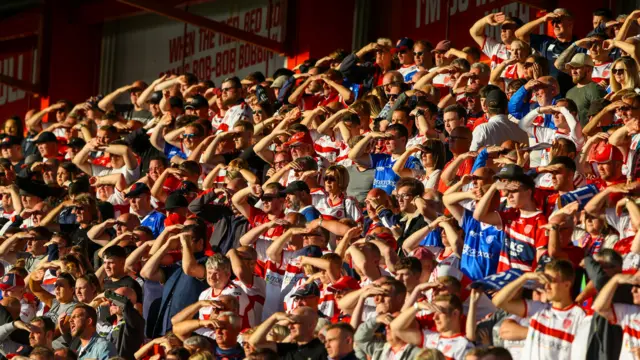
[17, 252, 47, 273]
[346, 166, 375, 203]
[566, 82, 607, 126]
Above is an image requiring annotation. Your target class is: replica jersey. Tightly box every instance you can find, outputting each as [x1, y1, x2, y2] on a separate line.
[460, 209, 504, 281]
[198, 282, 251, 333]
[522, 300, 591, 360]
[216, 101, 252, 133]
[232, 277, 266, 328]
[311, 190, 362, 221]
[497, 209, 548, 272]
[421, 331, 474, 360]
[592, 62, 613, 84]
[613, 303, 640, 360]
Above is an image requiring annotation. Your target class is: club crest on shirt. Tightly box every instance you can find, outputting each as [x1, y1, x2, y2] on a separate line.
[524, 225, 533, 234]
[563, 318, 572, 329]
[486, 235, 495, 244]
[443, 344, 452, 353]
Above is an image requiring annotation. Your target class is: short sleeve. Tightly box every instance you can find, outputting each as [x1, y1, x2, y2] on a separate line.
[370, 153, 389, 168]
[612, 303, 640, 325]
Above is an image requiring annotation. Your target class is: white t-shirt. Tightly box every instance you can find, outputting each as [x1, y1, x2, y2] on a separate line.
[521, 300, 591, 360]
[482, 37, 510, 70]
[420, 331, 474, 360]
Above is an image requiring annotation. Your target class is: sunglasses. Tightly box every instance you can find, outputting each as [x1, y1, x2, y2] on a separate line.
[260, 194, 282, 202]
[252, 110, 264, 115]
[325, 175, 337, 183]
[220, 87, 236, 93]
[449, 135, 470, 141]
[182, 133, 199, 139]
[524, 62, 535, 68]
[612, 68, 626, 75]
[414, 51, 424, 56]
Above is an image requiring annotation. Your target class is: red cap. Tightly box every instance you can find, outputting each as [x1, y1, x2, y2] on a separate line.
[0, 273, 25, 291]
[589, 142, 624, 164]
[327, 276, 361, 292]
[283, 132, 314, 147]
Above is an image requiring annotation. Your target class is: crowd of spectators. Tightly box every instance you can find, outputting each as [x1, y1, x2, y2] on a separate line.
[2, 5, 640, 360]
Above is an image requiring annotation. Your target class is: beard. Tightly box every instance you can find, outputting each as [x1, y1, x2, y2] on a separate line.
[572, 73, 585, 84]
[71, 323, 85, 337]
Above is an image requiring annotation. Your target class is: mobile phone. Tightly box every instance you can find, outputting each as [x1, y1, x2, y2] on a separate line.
[104, 290, 128, 308]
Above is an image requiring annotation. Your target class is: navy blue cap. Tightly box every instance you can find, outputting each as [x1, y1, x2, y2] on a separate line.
[294, 245, 323, 258]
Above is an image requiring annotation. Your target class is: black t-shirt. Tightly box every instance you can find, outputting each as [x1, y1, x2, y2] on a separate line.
[123, 128, 165, 177]
[239, 145, 269, 183]
[60, 224, 101, 266]
[104, 275, 143, 303]
[276, 338, 327, 360]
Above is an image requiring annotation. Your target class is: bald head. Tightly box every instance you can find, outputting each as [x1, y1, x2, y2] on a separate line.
[383, 71, 404, 84]
[473, 167, 495, 183]
[117, 213, 140, 230]
[538, 76, 560, 96]
[114, 287, 137, 304]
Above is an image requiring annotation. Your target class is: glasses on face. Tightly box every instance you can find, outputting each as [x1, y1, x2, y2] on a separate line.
[275, 160, 289, 167]
[325, 175, 337, 183]
[252, 110, 264, 115]
[612, 68, 626, 75]
[396, 193, 414, 200]
[449, 136, 469, 141]
[221, 87, 235, 93]
[182, 133, 199, 139]
[524, 62, 535, 68]
[260, 194, 281, 202]
[414, 51, 424, 57]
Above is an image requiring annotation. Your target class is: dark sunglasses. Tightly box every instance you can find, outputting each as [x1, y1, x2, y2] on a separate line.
[325, 176, 337, 183]
[182, 133, 199, 139]
[414, 51, 424, 56]
[612, 68, 626, 75]
[524, 62, 535, 68]
[260, 194, 282, 202]
[220, 87, 236, 93]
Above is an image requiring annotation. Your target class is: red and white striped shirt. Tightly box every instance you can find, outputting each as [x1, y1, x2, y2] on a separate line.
[613, 303, 640, 360]
[420, 331, 474, 360]
[497, 209, 548, 272]
[198, 282, 251, 334]
[522, 300, 591, 360]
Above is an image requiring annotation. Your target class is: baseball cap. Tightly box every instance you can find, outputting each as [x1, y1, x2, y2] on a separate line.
[165, 192, 189, 210]
[67, 137, 87, 149]
[566, 53, 594, 69]
[502, 16, 524, 28]
[393, 37, 414, 53]
[0, 273, 24, 291]
[292, 282, 321, 298]
[271, 75, 290, 89]
[34, 132, 58, 144]
[125, 182, 151, 198]
[485, 90, 508, 110]
[16, 176, 51, 199]
[493, 164, 535, 188]
[589, 142, 624, 163]
[0, 136, 21, 147]
[169, 96, 184, 109]
[148, 91, 163, 105]
[327, 276, 361, 293]
[283, 132, 314, 147]
[284, 181, 310, 195]
[431, 40, 452, 53]
[293, 245, 323, 259]
[587, 98, 611, 117]
[185, 94, 208, 110]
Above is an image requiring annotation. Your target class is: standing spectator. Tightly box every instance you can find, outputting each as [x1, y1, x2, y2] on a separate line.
[515, 8, 578, 95]
[70, 304, 117, 360]
[565, 54, 608, 125]
[470, 13, 523, 69]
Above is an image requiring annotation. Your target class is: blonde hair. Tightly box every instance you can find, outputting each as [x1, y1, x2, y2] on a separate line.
[268, 324, 290, 342]
[415, 348, 446, 360]
[188, 351, 214, 360]
[610, 57, 640, 93]
[325, 165, 350, 191]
